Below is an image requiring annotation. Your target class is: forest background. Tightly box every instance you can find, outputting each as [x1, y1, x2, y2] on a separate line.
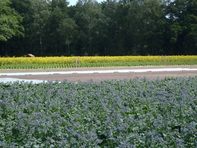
[0, 0, 197, 56]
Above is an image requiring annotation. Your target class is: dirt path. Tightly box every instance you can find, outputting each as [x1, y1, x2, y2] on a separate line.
[1, 65, 197, 73]
[0, 66, 197, 82]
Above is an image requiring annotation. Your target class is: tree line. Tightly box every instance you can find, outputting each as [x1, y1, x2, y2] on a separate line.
[0, 0, 197, 56]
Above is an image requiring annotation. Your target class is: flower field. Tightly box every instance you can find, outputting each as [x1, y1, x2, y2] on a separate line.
[0, 56, 197, 69]
[0, 77, 197, 147]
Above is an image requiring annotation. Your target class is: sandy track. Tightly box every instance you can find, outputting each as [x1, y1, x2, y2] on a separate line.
[0, 66, 197, 83]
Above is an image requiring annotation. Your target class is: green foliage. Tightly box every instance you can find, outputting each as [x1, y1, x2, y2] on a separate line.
[1, 0, 197, 55]
[0, 77, 197, 147]
[46, 0, 78, 54]
[0, 0, 23, 41]
[164, 0, 197, 54]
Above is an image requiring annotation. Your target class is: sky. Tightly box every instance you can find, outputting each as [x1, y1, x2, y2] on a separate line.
[68, 0, 76, 6]
[68, 0, 78, 6]
[68, 0, 77, 5]
[68, 0, 104, 6]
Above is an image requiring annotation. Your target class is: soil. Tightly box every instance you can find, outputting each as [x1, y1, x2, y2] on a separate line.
[1, 68, 197, 82]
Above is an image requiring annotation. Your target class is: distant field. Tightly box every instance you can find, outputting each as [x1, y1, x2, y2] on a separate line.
[0, 56, 197, 69]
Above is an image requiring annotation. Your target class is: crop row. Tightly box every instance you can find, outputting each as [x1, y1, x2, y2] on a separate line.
[0, 56, 197, 69]
[0, 77, 197, 147]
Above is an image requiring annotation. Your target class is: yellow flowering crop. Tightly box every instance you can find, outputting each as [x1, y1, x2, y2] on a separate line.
[0, 56, 196, 69]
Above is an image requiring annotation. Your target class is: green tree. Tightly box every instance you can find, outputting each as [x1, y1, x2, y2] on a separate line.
[9, 0, 33, 54]
[101, 0, 121, 55]
[0, 0, 23, 41]
[1, 0, 197, 56]
[182, 0, 197, 54]
[45, 0, 77, 55]
[124, 0, 165, 55]
[30, 0, 50, 55]
[164, 0, 197, 54]
[10, 0, 50, 55]
[74, 0, 105, 55]
[58, 18, 77, 55]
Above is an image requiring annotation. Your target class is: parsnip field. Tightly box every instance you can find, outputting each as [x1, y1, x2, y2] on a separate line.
[0, 77, 197, 147]
[0, 56, 197, 69]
